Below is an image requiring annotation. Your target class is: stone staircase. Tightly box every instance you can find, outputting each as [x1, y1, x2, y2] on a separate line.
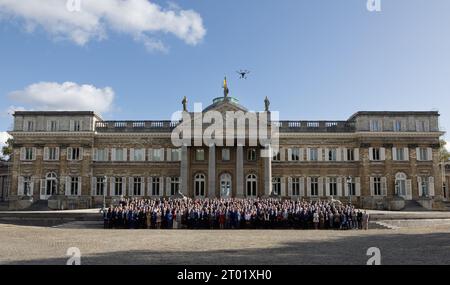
[402, 200, 429, 211]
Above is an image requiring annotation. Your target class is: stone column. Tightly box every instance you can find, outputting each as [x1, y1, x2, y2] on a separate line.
[180, 145, 189, 196]
[208, 144, 216, 198]
[264, 146, 272, 196]
[236, 145, 244, 197]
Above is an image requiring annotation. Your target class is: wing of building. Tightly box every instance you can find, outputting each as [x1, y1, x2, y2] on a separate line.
[5, 88, 449, 210]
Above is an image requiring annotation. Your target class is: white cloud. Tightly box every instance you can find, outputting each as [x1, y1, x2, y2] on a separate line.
[8, 82, 115, 114]
[0, 0, 206, 51]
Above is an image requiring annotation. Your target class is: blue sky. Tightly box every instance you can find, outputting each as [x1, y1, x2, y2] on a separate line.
[0, 0, 449, 148]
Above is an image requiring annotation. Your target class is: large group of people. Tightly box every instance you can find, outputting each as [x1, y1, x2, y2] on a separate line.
[102, 198, 370, 230]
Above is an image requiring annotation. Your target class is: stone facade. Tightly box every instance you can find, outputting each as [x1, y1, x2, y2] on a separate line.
[0, 161, 10, 202]
[6, 95, 447, 210]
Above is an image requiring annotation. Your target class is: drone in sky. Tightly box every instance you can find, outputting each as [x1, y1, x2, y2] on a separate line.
[237, 69, 250, 79]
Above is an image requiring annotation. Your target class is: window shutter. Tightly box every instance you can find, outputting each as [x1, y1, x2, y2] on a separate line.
[43, 147, 49, 161]
[166, 177, 171, 196]
[381, 177, 387, 196]
[306, 148, 311, 161]
[79, 147, 83, 160]
[122, 148, 127, 161]
[55, 147, 60, 160]
[159, 176, 164, 196]
[324, 148, 329, 161]
[18, 177, 24, 196]
[166, 148, 172, 161]
[417, 176, 423, 197]
[69, 120, 74, 131]
[369, 177, 374, 196]
[344, 179, 349, 196]
[306, 177, 311, 197]
[77, 177, 82, 196]
[110, 177, 114, 196]
[429, 176, 435, 196]
[111, 148, 116, 161]
[354, 148, 359, 161]
[287, 177, 292, 196]
[317, 148, 323, 161]
[29, 177, 34, 196]
[148, 148, 153, 161]
[369, 147, 373, 161]
[91, 177, 96, 196]
[40, 179, 45, 197]
[392, 147, 397, 161]
[46, 120, 51, 131]
[130, 148, 135, 161]
[279, 148, 285, 161]
[32, 148, 36, 160]
[141, 177, 146, 196]
[380, 147, 386, 161]
[122, 177, 127, 196]
[336, 148, 342, 161]
[287, 148, 292, 161]
[280, 177, 286, 196]
[65, 176, 70, 196]
[299, 148, 304, 161]
[148, 177, 153, 196]
[67, 147, 72, 160]
[406, 179, 412, 200]
[427, 148, 432, 161]
[355, 177, 361, 196]
[128, 177, 133, 196]
[416, 148, 421, 161]
[404, 148, 409, 161]
[20, 147, 25, 161]
[337, 177, 342, 196]
[342, 148, 348, 161]
[325, 177, 330, 196]
[299, 177, 305, 197]
[93, 148, 98, 161]
[318, 177, 323, 196]
[160, 148, 165, 161]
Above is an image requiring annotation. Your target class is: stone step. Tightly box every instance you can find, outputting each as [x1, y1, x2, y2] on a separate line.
[401, 200, 429, 211]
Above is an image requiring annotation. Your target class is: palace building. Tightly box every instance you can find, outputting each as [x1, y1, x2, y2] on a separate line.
[6, 81, 448, 210]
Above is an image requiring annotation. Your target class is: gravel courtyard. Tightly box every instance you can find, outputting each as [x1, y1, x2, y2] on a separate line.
[1, 222, 449, 265]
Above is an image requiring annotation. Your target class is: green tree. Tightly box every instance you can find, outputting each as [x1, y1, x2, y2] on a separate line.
[1, 137, 13, 161]
[440, 139, 450, 162]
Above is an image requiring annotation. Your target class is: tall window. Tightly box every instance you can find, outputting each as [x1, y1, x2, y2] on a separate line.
[347, 178, 356, 196]
[396, 148, 405, 161]
[194, 173, 206, 196]
[247, 148, 256, 161]
[152, 177, 160, 196]
[170, 177, 180, 196]
[114, 148, 125, 161]
[291, 148, 300, 161]
[416, 120, 429, 132]
[151, 148, 164, 161]
[272, 177, 281, 196]
[25, 147, 34, 160]
[220, 173, 232, 197]
[246, 174, 257, 196]
[67, 147, 82, 160]
[72, 120, 82, 132]
[309, 148, 318, 161]
[370, 120, 382, 131]
[69, 177, 79, 196]
[395, 173, 407, 197]
[393, 120, 402, 132]
[222, 148, 230, 161]
[48, 120, 58, 132]
[133, 177, 142, 196]
[272, 150, 281, 161]
[371, 148, 381, 161]
[25, 120, 35, 131]
[45, 172, 58, 196]
[310, 177, 318, 196]
[94, 149, 108, 161]
[420, 176, 429, 197]
[23, 176, 32, 196]
[114, 177, 123, 196]
[418, 148, 430, 161]
[133, 149, 145, 161]
[329, 177, 337, 196]
[347, 148, 355, 161]
[171, 149, 181, 161]
[46, 147, 59, 160]
[96, 177, 106, 196]
[292, 177, 300, 196]
[195, 149, 205, 161]
[328, 148, 337, 161]
[373, 177, 382, 196]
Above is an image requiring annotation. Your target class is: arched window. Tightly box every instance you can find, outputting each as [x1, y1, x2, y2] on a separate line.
[220, 173, 232, 198]
[395, 172, 407, 197]
[194, 173, 206, 197]
[45, 172, 57, 196]
[246, 174, 257, 197]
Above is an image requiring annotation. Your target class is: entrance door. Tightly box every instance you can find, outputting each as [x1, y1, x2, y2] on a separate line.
[40, 173, 57, 200]
[220, 173, 232, 198]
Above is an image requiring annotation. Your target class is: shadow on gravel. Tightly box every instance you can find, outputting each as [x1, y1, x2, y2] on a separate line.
[4, 231, 450, 265]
